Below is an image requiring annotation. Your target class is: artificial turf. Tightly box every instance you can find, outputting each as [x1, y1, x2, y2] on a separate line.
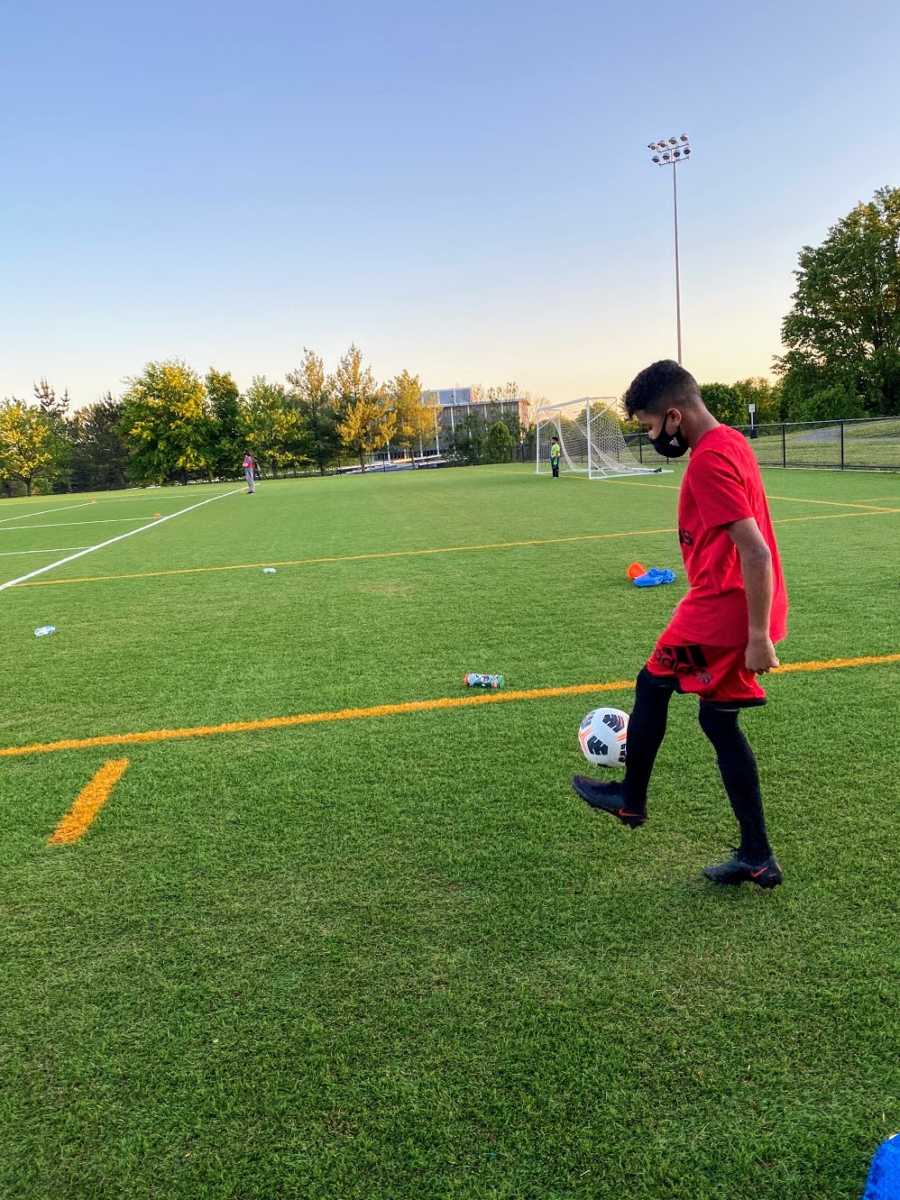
[1, 464, 898, 1199]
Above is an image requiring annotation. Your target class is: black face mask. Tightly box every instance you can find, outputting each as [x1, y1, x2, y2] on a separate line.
[648, 412, 689, 458]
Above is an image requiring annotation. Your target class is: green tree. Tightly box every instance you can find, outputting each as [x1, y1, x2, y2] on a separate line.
[484, 419, 515, 463]
[0, 399, 68, 495]
[34, 378, 69, 422]
[69, 395, 130, 491]
[732, 378, 784, 424]
[387, 369, 434, 464]
[791, 380, 864, 422]
[775, 185, 900, 416]
[240, 376, 303, 475]
[120, 361, 214, 483]
[32, 379, 73, 490]
[286, 349, 342, 474]
[699, 383, 743, 425]
[451, 412, 487, 465]
[206, 369, 242, 477]
[519, 422, 537, 463]
[337, 393, 397, 471]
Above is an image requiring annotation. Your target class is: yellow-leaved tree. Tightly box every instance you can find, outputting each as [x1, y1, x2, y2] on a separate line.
[387, 370, 436, 465]
[333, 345, 396, 471]
[0, 399, 67, 495]
[337, 393, 397, 472]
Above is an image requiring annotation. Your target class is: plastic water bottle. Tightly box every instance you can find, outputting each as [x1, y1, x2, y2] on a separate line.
[34, 625, 57, 637]
[463, 672, 505, 689]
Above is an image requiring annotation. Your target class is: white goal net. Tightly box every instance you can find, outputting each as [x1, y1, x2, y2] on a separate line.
[534, 397, 659, 479]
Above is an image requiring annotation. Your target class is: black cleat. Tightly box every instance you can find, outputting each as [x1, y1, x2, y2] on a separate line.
[571, 776, 646, 827]
[703, 850, 783, 889]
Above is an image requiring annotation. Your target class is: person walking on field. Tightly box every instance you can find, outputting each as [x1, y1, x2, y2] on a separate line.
[243, 452, 258, 494]
[571, 360, 789, 888]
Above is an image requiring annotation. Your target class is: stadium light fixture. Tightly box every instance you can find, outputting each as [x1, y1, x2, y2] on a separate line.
[646, 132, 693, 364]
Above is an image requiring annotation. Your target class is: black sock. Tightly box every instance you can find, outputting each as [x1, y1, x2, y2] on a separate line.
[698, 704, 772, 862]
[622, 668, 675, 814]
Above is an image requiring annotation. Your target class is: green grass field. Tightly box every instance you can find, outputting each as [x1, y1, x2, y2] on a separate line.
[2, 465, 898, 1200]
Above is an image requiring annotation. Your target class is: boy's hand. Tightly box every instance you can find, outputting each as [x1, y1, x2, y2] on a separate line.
[746, 633, 779, 674]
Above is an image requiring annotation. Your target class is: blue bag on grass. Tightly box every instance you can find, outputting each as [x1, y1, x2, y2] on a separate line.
[633, 567, 677, 588]
[863, 1134, 900, 1200]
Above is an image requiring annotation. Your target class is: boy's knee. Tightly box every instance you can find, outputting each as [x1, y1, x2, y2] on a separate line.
[698, 701, 739, 740]
[634, 666, 676, 712]
[636, 666, 675, 695]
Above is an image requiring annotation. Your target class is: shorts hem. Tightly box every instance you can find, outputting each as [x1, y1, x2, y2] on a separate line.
[697, 695, 768, 709]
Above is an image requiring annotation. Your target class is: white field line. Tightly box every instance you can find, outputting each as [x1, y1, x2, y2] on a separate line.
[0, 489, 242, 594]
[0, 517, 162, 533]
[94, 491, 225, 502]
[0, 500, 95, 526]
[0, 545, 89, 558]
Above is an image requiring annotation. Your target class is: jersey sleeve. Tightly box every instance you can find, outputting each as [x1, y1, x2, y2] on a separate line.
[691, 449, 754, 530]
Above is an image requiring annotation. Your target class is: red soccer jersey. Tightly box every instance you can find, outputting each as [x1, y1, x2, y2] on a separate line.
[665, 425, 788, 647]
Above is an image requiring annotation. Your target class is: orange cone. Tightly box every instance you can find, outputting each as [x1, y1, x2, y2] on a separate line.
[626, 561, 647, 581]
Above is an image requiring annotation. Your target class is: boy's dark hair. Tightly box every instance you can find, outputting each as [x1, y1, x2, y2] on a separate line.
[623, 360, 700, 418]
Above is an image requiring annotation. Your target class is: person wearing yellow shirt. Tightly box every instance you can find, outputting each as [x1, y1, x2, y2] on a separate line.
[549, 435, 561, 478]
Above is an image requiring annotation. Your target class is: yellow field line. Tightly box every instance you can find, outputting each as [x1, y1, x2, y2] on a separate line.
[772, 655, 900, 674]
[594, 477, 680, 491]
[11, 503, 900, 591]
[604, 476, 897, 509]
[585, 475, 899, 509]
[775, 508, 900, 525]
[4, 654, 898, 762]
[46, 759, 129, 843]
[767, 495, 893, 510]
[15, 526, 679, 587]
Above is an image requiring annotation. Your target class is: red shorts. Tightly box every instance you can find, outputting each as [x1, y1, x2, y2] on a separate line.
[646, 638, 767, 706]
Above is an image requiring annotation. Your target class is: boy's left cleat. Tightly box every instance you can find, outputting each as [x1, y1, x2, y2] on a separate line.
[703, 851, 783, 889]
[571, 777, 646, 827]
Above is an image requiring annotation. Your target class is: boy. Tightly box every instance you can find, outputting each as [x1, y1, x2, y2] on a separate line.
[571, 361, 789, 888]
[242, 452, 258, 494]
[550, 435, 561, 477]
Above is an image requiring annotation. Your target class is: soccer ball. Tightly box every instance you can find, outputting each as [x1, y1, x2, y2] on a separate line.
[578, 707, 628, 767]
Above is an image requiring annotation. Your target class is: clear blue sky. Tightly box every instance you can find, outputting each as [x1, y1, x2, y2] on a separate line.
[2, 0, 899, 409]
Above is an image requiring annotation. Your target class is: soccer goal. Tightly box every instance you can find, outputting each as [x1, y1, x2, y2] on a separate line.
[534, 397, 661, 479]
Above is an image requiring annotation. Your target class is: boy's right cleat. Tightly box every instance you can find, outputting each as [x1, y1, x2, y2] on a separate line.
[703, 851, 783, 889]
[571, 777, 646, 827]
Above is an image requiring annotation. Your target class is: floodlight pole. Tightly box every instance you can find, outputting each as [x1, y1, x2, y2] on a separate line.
[672, 163, 682, 365]
[647, 135, 691, 365]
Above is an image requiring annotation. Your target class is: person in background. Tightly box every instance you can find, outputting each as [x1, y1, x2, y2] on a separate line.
[550, 435, 561, 478]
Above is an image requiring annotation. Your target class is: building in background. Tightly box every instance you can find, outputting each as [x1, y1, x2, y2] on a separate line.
[421, 387, 530, 445]
[368, 387, 531, 466]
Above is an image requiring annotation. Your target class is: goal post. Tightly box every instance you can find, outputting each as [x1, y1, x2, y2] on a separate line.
[534, 396, 662, 479]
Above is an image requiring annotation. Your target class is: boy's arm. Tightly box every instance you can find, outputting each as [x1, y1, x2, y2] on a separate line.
[727, 517, 779, 673]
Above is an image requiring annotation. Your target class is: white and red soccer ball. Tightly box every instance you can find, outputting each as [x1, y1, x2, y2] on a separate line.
[578, 707, 628, 767]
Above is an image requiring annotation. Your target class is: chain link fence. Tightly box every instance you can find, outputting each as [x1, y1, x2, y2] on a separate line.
[629, 416, 900, 471]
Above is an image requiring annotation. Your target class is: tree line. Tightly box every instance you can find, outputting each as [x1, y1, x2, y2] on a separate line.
[2, 186, 897, 496]
[0, 347, 527, 496]
[700, 185, 899, 425]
